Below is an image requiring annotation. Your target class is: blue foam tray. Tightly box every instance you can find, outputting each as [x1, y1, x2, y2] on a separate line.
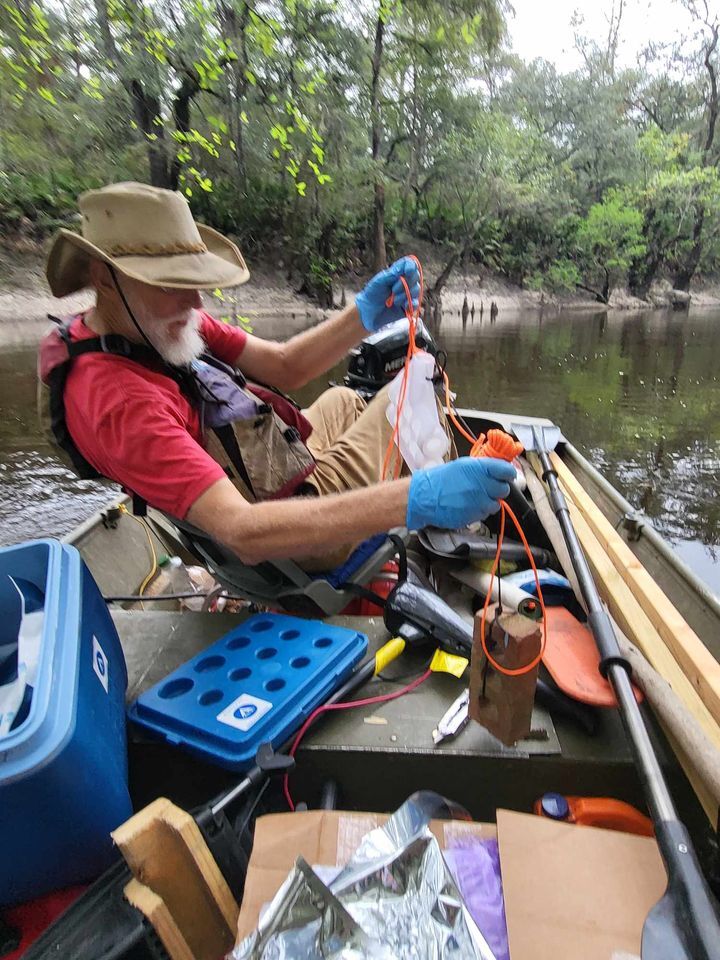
[128, 613, 368, 771]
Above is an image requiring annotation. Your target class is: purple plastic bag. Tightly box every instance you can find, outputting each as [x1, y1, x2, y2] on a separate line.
[444, 838, 510, 960]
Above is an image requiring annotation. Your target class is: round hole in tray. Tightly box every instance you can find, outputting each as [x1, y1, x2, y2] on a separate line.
[199, 689, 223, 706]
[291, 656, 310, 669]
[226, 635, 250, 650]
[314, 637, 333, 649]
[265, 678, 286, 692]
[229, 667, 252, 681]
[250, 619, 274, 632]
[158, 677, 193, 699]
[195, 655, 226, 673]
[256, 647, 277, 660]
[279, 629, 301, 641]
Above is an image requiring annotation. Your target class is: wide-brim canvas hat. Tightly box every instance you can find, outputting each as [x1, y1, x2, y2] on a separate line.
[46, 181, 250, 297]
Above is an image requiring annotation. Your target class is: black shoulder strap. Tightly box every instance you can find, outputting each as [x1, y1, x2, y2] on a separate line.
[59, 323, 205, 403]
[49, 319, 262, 512]
[45, 317, 157, 511]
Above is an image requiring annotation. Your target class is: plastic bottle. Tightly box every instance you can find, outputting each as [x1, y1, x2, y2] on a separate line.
[166, 557, 202, 611]
[386, 350, 449, 471]
[165, 557, 225, 611]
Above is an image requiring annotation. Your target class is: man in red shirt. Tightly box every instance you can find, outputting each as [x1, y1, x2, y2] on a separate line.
[44, 182, 514, 569]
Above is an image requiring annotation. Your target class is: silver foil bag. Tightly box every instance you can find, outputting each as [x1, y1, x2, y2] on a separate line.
[233, 793, 497, 960]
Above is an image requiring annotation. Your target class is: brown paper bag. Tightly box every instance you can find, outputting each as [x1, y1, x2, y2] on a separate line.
[469, 605, 541, 745]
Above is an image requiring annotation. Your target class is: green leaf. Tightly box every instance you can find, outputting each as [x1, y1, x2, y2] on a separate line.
[38, 86, 56, 105]
[296, 181, 306, 196]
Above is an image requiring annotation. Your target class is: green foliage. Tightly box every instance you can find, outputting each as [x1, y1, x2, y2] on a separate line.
[1, 0, 719, 301]
[528, 259, 582, 294]
[577, 195, 647, 278]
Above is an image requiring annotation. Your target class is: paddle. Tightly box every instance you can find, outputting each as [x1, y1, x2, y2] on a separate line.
[512, 419, 720, 960]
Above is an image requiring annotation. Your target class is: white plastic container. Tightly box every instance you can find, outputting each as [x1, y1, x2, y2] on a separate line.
[386, 350, 449, 471]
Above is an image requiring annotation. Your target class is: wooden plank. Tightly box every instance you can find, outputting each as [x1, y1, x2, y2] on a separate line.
[113, 797, 239, 960]
[123, 878, 194, 960]
[552, 451, 720, 726]
[524, 455, 720, 822]
[561, 497, 720, 824]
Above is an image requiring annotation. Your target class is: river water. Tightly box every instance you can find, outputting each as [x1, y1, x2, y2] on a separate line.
[1, 305, 718, 594]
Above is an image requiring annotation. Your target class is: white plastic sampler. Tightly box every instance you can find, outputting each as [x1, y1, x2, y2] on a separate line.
[386, 350, 449, 472]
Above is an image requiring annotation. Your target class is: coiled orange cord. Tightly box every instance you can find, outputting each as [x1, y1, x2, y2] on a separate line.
[473, 428, 524, 461]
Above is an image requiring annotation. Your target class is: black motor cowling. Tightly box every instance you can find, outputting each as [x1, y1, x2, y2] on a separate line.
[344, 317, 436, 399]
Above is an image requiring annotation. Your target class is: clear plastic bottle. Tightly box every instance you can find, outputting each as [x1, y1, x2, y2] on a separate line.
[386, 350, 449, 471]
[165, 557, 220, 611]
[165, 556, 201, 609]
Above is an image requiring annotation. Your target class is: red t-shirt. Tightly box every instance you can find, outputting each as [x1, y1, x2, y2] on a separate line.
[64, 311, 247, 518]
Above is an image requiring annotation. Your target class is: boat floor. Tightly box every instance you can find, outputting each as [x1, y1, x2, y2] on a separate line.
[115, 608, 702, 837]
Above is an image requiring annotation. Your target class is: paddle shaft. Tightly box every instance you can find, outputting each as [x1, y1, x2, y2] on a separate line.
[536, 448, 674, 819]
[534, 439, 720, 957]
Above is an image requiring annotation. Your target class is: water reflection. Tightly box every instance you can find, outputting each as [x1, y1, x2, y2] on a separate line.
[1, 307, 719, 593]
[430, 306, 720, 592]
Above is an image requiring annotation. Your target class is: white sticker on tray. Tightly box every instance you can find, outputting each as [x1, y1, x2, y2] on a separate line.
[217, 693, 272, 731]
[93, 636, 109, 693]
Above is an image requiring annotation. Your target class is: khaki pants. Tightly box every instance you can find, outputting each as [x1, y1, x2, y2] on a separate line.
[297, 384, 453, 570]
[304, 384, 401, 496]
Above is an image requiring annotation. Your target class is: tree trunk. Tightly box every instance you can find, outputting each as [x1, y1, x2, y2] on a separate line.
[130, 81, 171, 187]
[670, 18, 718, 292]
[672, 205, 705, 292]
[169, 77, 200, 191]
[575, 282, 609, 304]
[93, 0, 170, 188]
[370, 12, 386, 272]
[628, 206, 663, 299]
[424, 248, 461, 321]
[601, 266, 610, 304]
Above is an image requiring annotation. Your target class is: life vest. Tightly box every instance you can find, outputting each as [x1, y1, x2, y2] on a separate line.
[37, 316, 316, 510]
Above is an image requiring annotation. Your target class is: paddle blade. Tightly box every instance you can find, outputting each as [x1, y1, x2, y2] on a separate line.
[642, 820, 720, 960]
[543, 606, 643, 707]
[511, 421, 561, 453]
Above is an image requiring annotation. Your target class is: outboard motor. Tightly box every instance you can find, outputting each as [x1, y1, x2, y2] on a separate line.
[344, 317, 436, 399]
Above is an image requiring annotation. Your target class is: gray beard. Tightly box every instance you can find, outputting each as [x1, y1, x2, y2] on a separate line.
[136, 308, 205, 366]
[155, 324, 205, 366]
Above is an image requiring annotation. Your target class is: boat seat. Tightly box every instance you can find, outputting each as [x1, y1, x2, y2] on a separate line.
[165, 515, 405, 617]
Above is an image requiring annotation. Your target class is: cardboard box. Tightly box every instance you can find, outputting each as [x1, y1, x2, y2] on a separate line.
[236, 808, 667, 958]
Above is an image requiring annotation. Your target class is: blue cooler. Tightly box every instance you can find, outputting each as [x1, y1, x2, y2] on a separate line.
[0, 540, 131, 907]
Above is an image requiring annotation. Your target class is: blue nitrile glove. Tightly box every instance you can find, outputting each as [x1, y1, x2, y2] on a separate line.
[355, 257, 421, 332]
[406, 457, 516, 531]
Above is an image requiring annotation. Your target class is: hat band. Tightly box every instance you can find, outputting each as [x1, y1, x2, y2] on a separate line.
[102, 240, 208, 257]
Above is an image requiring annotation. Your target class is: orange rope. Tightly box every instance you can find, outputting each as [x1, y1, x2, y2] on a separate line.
[442, 370, 477, 446]
[441, 363, 546, 675]
[472, 428, 524, 461]
[479, 500, 548, 676]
